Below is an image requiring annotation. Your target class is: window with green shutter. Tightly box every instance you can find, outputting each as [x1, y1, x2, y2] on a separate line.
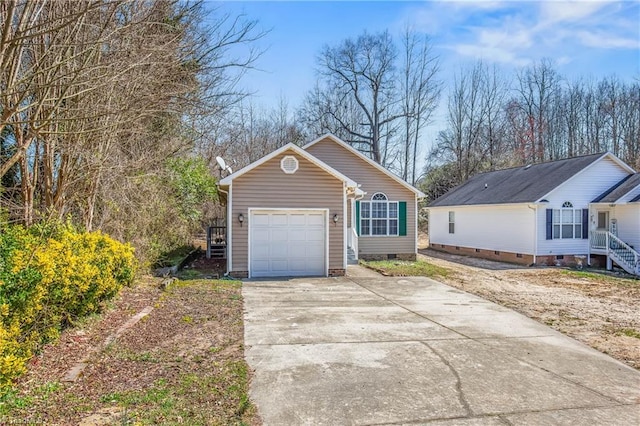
[358, 193, 407, 237]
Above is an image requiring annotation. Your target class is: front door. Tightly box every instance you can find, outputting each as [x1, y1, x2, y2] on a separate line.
[597, 211, 609, 230]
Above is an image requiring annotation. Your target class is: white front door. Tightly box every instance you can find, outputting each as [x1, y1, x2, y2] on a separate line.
[250, 210, 326, 278]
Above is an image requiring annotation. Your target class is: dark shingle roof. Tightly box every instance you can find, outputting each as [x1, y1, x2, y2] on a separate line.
[429, 153, 605, 207]
[592, 173, 640, 203]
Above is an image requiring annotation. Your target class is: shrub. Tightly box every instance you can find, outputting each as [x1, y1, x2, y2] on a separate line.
[0, 222, 136, 390]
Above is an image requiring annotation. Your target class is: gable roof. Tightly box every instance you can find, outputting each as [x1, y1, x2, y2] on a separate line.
[593, 173, 640, 203]
[218, 143, 357, 188]
[429, 152, 634, 207]
[303, 134, 425, 198]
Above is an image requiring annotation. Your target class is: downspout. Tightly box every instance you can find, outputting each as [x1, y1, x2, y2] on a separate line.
[587, 204, 591, 266]
[218, 185, 231, 276]
[528, 204, 538, 265]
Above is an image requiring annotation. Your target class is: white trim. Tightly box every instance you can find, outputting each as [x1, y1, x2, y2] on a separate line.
[219, 142, 357, 188]
[247, 208, 329, 278]
[280, 155, 299, 174]
[427, 202, 548, 210]
[343, 182, 347, 270]
[303, 134, 425, 198]
[228, 184, 233, 272]
[359, 199, 399, 236]
[415, 197, 418, 254]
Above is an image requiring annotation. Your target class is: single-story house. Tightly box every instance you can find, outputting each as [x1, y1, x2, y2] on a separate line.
[218, 134, 424, 278]
[428, 152, 640, 275]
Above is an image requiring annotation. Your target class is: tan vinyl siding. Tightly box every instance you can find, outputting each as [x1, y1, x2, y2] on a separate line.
[306, 136, 417, 255]
[231, 149, 344, 272]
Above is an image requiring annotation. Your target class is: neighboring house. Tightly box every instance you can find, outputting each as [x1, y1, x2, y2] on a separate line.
[218, 134, 424, 278]
[428, 152, 640, 275]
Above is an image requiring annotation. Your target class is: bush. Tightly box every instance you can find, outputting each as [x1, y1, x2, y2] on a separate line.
[0, 222, 136, 390]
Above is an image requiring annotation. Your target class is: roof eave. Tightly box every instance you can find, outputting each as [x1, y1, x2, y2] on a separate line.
[218, 142, 357, 187]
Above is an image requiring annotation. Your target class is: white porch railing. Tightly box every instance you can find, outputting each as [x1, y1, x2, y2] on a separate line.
[347, 227, 358, 260]
[590, 230, 608, 250]
[590, 230, 640, 275]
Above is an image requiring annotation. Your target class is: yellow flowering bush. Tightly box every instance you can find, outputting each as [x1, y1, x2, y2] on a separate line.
[0, 222, 136, 390]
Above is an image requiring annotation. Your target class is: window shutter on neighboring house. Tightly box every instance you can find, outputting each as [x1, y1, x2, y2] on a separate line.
[355, 201, 360, 236]
[399, 201, 407, 236]
[582, 209, 589, 239]
[546, 209, 553, 240]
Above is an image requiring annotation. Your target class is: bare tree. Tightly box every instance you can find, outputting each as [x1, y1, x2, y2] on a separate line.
[399, 28, 440, 184]
[310, 31, 401, 164]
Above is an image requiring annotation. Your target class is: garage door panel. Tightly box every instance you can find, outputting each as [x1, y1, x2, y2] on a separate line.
[253, 214, 270, 226]
[288, 230, 306, 241]
[271, 230, 288, 242]
[288, 260, 307, 272]
[307, 245, 324, 257]
[270, 214, 288, 226]
[253, 228, 270, 242]
[271, 243, 287, 257]
[270, 260, 288, 271]
[306, 229, 324, 241]
[306, 214, 324, 226]
[289, 214, 306, 226]
[250, 210, 327, 278]
[253, 245, 269, 258]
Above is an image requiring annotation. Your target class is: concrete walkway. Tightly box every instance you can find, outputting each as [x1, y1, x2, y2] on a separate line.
[243, 276, 640, 425]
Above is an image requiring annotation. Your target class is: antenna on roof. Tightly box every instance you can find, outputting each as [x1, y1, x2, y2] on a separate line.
[524, 164, 532, 170]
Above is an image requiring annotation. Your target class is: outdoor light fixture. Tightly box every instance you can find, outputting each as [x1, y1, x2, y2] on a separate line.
[333, 213, 339, 224]
[238, 213, 244, 226]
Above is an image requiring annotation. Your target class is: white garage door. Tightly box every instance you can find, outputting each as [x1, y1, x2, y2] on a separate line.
[250, 210, 326, 278]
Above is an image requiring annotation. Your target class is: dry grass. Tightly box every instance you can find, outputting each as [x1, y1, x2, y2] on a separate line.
[2, 278, 260, 425]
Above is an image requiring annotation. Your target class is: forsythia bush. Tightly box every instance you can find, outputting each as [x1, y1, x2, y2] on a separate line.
[0, 222, 136, 390]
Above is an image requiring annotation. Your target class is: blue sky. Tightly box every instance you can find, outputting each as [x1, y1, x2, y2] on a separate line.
[211, 0, 640, 144]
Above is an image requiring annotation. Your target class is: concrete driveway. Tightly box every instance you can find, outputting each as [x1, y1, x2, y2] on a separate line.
[243, 274, 640, 425]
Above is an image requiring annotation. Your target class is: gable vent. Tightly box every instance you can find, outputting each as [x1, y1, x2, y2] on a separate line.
[280, 155, 299, 174]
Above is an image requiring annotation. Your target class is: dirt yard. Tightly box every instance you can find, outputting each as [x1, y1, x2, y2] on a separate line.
[418, 245, 640, 370]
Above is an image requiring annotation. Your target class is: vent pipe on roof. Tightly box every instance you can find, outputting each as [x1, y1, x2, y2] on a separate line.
[484, 183, 488, 189]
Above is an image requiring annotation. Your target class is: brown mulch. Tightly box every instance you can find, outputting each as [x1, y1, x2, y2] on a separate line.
[7, 274, 260, 425]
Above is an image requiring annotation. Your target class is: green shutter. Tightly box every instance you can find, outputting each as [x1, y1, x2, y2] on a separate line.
[399, 201, 407, 236]
[355, 200, 360, 236]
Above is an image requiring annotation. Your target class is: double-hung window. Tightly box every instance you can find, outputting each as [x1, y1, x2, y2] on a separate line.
[360, 193, 398, 236]
[552, 202, 582, 239]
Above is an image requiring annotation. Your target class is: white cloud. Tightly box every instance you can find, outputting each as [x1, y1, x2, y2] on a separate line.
[452, 43, 532, 67]
[577, 30, 640, 49]
[539, 0, 612, 23]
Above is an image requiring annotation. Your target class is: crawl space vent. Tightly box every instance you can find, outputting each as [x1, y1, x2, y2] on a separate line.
[280, 155, 299, 174]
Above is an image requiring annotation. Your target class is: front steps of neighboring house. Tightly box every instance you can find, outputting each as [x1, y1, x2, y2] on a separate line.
[608, 242, 640, 276]
[592, 230, 640, 276]
[347, 247, 358, 265]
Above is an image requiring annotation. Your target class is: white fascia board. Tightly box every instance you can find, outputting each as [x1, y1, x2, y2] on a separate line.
[303, 133, 425, 198]
[426, 202, 536, 210]
[218, 142, 357, 188]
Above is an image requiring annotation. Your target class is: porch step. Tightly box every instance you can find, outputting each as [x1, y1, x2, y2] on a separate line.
[347, 248, 358, 265]
[209, 244, 226, 259]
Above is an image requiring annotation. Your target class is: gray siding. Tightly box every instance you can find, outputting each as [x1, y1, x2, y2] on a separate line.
[231, 149, 345, 272]
[306, 137, 417, 255]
